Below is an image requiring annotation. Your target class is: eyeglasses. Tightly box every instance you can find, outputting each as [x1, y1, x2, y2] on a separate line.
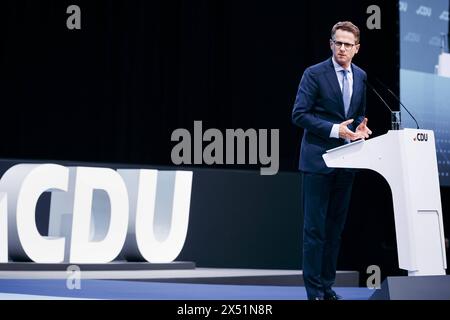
[331, 39, 357, 50]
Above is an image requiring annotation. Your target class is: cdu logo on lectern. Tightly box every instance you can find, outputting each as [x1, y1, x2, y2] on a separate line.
[0, 164, 193, 264]
[414, 133, 428, 142]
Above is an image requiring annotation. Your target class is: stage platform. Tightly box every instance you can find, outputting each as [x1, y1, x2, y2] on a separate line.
[0, 266, 371, 300]
[11, 267, 450, 300]
[0, 267, 359, 287]
[0, 279, 372, 300]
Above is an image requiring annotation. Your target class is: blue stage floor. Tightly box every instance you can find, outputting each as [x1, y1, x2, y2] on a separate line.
[0, 279, 374, 300]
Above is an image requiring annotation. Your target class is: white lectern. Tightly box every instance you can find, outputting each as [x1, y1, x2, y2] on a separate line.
[323, 128, 447, 276]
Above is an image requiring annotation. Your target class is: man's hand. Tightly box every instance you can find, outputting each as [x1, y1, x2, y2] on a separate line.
[355, 117, 372, 139]
[339, 119, 364, 141]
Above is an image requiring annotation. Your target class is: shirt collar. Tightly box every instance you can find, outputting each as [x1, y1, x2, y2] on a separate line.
[332, 56, 352, 74]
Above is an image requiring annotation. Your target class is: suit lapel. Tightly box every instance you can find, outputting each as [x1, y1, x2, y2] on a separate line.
[324, 58, 345, 116]
[347, 64, 360, 118]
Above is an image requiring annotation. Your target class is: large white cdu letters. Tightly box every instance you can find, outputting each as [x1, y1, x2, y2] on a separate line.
[0, 164, 69, 263]
[48, 167, 111, 261]
[48, 167, 77, 261]
[69, 167, 129, 263]
[118, 170, 193, 263]
[0, 193, 7, 262]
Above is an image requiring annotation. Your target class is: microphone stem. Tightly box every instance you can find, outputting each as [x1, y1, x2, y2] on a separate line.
[374, 78, 420, 130]
[365, 81, 394, 113]
[387, 89, 420, 129]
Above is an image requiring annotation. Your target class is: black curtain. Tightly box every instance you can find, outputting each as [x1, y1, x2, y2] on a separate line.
[0, 0, 398, 170]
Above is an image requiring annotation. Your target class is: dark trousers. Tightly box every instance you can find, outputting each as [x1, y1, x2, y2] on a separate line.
[302, 170, 355, 299]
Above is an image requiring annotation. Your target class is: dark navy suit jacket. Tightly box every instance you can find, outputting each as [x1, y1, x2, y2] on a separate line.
[292, 58, 367, 174]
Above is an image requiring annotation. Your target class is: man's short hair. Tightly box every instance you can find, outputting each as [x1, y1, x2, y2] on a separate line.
[331, 21, 360, 44]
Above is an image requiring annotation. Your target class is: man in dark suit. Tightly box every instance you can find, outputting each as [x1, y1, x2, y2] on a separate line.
[292, 21, 372, 300]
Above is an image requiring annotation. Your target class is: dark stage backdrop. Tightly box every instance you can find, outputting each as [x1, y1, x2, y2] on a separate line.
[0, 0, 397, 167]
[0, 1, 447, 281]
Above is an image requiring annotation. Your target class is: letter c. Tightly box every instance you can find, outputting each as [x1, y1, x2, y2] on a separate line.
[0, 164, 68, 262]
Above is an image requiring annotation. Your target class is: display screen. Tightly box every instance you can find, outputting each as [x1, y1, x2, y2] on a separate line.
[400, 0, 450, 185]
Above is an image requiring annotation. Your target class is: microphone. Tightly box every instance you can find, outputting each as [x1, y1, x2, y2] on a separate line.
[363, 79, 401, 130]
[374, 78, 420, 129]
[440, 32, 447, 54]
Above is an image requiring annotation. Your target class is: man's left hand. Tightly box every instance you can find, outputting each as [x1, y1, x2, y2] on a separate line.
[355, 117, 372, 139]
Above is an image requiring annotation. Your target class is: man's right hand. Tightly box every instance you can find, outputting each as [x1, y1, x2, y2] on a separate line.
[338, 119, 363, 141]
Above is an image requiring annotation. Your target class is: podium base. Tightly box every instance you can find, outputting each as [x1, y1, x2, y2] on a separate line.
[370, 275, 450, 300]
